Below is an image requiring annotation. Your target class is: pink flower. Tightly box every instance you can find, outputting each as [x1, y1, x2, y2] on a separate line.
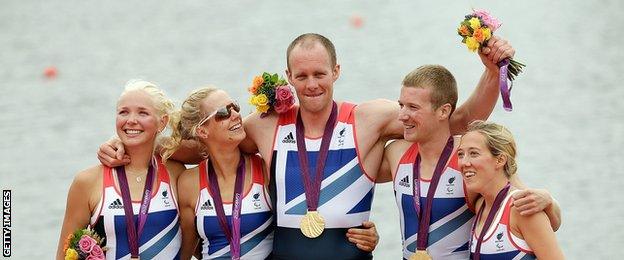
[78, 235, 97, 253]
[274, 96, 295, 114]
[275, 85, 293, 102]
[472, 9, 501, 32]
[88, 245, 105, 259]
[274, 98, 294, 114]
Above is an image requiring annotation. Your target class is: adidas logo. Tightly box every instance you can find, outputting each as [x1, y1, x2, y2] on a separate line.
[399, 176, 410, 187]
[200, 199, 214, 210]
[108, 198, 123, 209]
[282, 132, 296, 144]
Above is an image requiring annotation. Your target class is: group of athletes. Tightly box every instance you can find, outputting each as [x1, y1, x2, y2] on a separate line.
[57, 33, 564, 259]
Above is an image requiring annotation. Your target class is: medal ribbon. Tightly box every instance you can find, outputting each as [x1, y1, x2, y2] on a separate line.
[207, 154, 245, 260]
[413, 137, 454, 251]
[295, 102, 338, 211]
[116, 157, 156, 258]
[471, 182, 511, 260]
[498, 58, 513, 112]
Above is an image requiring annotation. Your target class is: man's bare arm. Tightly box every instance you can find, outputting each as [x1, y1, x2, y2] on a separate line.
[450, 36, 516, 134]
[510, 174, 562, 231]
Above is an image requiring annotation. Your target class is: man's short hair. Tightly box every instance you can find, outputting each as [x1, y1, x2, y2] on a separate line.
[402, 65, 458, 114]
[287, 33, 337, 70]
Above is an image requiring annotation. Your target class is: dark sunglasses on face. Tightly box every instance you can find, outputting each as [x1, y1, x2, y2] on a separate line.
[198, 102, 241, 125]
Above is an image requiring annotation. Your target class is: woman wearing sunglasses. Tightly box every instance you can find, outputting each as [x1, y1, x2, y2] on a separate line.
[162, 87, 273, 259]
[457, 121, 564, 260]
[57, 80, 185, 259]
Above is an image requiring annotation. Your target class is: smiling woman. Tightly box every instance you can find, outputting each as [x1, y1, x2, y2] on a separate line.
[162, 86, 274, 259]
[56, 80, 185, 260]
[457, 121, 564, 260]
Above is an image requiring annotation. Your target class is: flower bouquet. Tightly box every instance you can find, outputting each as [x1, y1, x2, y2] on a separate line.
[248, 72, 295, 117]
[457, 9, 525, 111]
[63, 227, 106, 260]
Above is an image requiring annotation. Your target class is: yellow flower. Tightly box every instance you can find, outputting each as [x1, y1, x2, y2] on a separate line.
[465, 37, 479, 52]
[255, 94, 269, 106]
[65, 248, 79, 260]
[249, 95, 258, 105]
[257, 104, 270, 113]
[469, 17, 481, 30]
[482, 27, 492, 41]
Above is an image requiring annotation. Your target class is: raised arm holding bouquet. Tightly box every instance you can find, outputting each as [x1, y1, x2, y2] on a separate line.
[458, 9, 525, 111]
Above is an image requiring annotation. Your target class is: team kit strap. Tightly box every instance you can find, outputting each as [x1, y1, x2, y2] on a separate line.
[471, 182, 512, 260]
[116, 157, 157, 259]
[295, 102, 338, 238]
[207, 154, 246, 260]
[409, 137, 454, 260]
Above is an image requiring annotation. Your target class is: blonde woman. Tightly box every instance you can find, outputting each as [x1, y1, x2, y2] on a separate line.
[57, 80, 185, 259]
[458, 121, 564, 259]
[162, 87, 273, 259]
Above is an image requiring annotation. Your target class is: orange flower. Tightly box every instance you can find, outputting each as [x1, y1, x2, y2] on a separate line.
[458, 25, 470, 36]
[473, 28, 485, 43]
[253, 76, 263, 87]
[63, 233, 73, 252]
[248, 75, 264, 94]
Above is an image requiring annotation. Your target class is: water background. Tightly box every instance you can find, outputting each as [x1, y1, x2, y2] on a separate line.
[1, 1, 623, 258]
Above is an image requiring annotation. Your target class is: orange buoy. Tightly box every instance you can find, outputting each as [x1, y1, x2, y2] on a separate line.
[44, 66, 57, 78]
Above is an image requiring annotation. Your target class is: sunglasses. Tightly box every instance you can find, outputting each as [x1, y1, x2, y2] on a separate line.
[197, 102, 241, 125]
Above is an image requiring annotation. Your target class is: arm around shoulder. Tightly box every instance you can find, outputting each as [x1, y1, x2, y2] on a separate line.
[356, 99, 403, 140]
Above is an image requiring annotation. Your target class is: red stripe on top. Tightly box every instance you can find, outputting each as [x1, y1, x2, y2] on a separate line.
[277, 105, 297, 125]
[156, 156, 169, 183]
[395, 142, 460, 181]
[500, 197, 514, 225]
[447, 150, 459, 171]
[338, 102, 356, 123]
[250, 154, 264, 184]
[103, 166, 115, 186]
[199, 160, 208, 191]
[277, 102, 356, 126]
[399, 143, 420, 164]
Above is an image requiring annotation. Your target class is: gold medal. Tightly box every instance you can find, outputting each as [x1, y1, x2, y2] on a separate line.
[409, 250, 431, 260]
[300, 211, 325, 238]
